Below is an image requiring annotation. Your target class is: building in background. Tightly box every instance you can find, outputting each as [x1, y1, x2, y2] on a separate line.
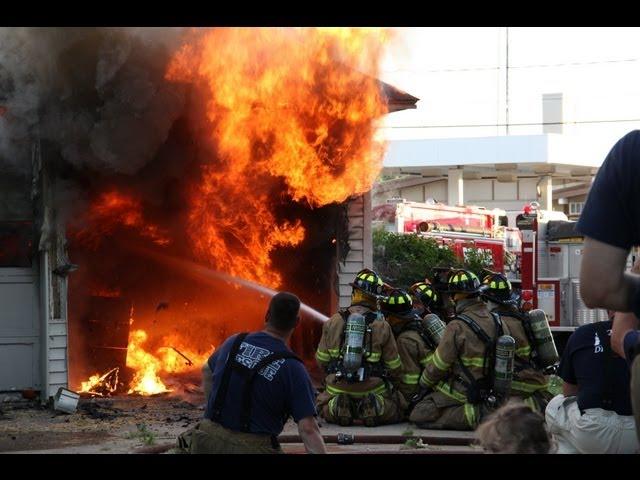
[376, 27, 640, 218]
[375, 129, 609, 224]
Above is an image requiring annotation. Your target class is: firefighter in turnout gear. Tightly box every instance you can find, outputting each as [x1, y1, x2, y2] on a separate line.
[409, 269, 504, 430]
[315, 269, 405, 427]
[409, 282, 440, 318]
[429, 268, 456, 321]
[381, 289, 437, 409]
[481, 272, 554, 412]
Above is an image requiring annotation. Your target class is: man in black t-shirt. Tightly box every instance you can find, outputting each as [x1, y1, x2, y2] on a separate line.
[174, 292, 326, 454]
[576, 130, 640, 444]
[578, 131, 640, 315]
[545, 319, 638, 454]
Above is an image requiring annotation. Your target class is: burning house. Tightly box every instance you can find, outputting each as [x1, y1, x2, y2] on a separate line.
[0, 28, 417, 402]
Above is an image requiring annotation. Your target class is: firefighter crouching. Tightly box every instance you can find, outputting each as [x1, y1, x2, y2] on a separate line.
[481, 272, 558, 412]
[410, 269, 510, 430]
[411, 280, 447, 322]
[315, 269, 406, 426]
[382, 287, 446, 412]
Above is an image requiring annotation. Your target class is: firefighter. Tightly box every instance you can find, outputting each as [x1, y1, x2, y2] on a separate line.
[429, 267, 456, 321]
[175, 292, 326, 454]
[409, 269, 503, 430]
[481, 272, 553, 412]
[381, 288, 436, 408]
[315, 269, 405, 427]
[410, 281, 441, 319]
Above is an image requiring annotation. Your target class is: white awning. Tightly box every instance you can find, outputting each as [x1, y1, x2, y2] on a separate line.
[383, 133, 617, 176]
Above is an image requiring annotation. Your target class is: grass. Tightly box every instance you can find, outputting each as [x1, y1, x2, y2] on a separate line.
[126, 423, 156, 445]
[401, 427, 428, 449]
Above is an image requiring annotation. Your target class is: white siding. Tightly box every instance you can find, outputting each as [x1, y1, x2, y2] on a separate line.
[43, 254, 70, 400]
[37, 148, 70, 401]
[338, 192, 373, 309]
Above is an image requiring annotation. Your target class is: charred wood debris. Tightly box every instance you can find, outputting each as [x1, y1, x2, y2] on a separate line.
[0, 396, 202, 425]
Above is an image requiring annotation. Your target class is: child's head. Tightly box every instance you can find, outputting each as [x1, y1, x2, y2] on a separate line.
[475, 401, 553, 454]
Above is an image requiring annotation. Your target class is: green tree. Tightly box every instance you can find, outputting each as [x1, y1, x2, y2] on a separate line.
[372, 230, 495, 288]
[461, 247, 495, 278]
[372, 230, 458, 289]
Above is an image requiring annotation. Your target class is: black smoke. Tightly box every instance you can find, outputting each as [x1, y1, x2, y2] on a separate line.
[0, 27, 187, 175]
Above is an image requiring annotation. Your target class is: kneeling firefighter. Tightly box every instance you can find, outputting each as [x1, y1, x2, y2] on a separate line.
[429, 268, 456, 321]
[481, 272, 559, 412]
[315, 269, 406, 426]
[411, 281, 448, 322]
[382, 287, 446, 409]
[409, 269, 516, 430]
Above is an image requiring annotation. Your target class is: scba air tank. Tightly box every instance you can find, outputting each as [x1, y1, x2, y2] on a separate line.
[423, 313, 446, 346]
[493, 335, 515, 397]
[527, 309, 559, 368]
[342, 313, 366, 374]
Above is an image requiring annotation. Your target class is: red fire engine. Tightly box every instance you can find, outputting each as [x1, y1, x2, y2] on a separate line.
[372, 199, 511, 273]
[375, 199, 620, 356]
[373, 198, 607, 330]
[512, 201, 613, 329]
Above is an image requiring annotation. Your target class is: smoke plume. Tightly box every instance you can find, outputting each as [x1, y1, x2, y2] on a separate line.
[0, 27, 187, 175]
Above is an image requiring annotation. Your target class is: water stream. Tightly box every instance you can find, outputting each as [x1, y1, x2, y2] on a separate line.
[129, 245, 329, 324]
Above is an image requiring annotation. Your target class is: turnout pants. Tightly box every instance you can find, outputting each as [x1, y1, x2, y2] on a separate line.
[173, 418, 284, 454]
[545, 394, 639, 454]
[409, 391, 487, 430]
[316, 376, 405, 425]
[511, 369, 554, 413]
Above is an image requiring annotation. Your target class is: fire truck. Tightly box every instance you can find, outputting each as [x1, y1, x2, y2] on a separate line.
[372, 198, 513, 274]
[373, 198, 616, 333]
[511, 202, 615, 329]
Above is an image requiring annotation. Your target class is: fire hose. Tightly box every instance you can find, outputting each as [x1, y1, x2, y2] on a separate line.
[276, 433, 472, 446]
[417, 221, 490, 236]
[135, 432, 472, 454]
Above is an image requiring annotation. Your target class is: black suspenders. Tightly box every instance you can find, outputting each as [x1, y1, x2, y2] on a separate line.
[211, 332, 248, 422]
[210, 332, 303, 434]
[453, 313, 502, 402]
[456, 313, 501, 346]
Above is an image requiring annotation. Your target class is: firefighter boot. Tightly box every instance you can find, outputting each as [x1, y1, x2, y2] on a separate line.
[329, 394, 354, 427]
[359, 393, 384, 427]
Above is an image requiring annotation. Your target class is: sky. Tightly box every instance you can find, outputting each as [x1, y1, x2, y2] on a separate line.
[378, 27, 640, 154]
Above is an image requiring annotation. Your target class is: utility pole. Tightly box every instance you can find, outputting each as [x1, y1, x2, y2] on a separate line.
[505, 26, 510, 135]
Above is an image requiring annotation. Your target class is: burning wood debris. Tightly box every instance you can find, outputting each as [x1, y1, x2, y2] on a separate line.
[0, 27, 394, 399]
[78, 328, 211, 397]
[80, 368, 120, 397]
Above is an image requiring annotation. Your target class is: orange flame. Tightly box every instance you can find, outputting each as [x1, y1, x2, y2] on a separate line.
[166, 28, 389, 286]
[78, 331, 211, 396]
[79, 367, 120, 396]
[156, 336, 212, 374]
[126, 329, 171, 395]
[75, 29, 391, 395]
[74, 191, 170, 248]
